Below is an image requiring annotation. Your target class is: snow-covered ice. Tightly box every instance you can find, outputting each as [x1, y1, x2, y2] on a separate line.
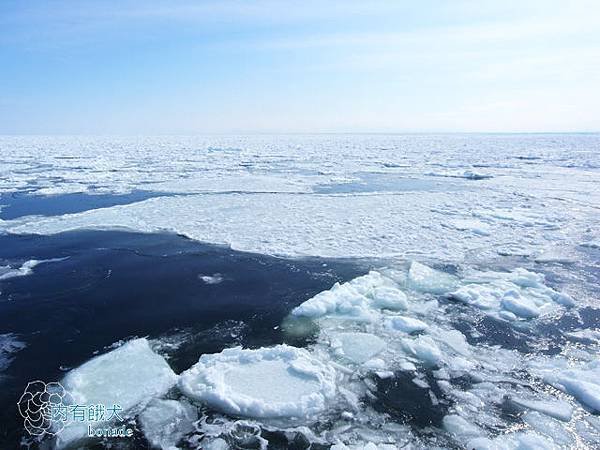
[179, 345, 337, 419]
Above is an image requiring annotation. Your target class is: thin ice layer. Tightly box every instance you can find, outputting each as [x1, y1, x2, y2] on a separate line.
[179, 345, 336, 419]
[0, 333, 26, 372]
[0, 257, 66, 280]
[56, 338, 178, 448]
[139, 399, 198, 450]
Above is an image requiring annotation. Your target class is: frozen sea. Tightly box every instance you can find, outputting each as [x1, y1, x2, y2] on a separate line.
[0, 134, 599, 449]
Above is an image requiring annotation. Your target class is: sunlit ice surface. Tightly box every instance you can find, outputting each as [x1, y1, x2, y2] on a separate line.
[1, 134, 599, 449]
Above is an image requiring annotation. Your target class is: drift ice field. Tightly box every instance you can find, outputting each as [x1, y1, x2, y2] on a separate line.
[1, 133, 600, 449]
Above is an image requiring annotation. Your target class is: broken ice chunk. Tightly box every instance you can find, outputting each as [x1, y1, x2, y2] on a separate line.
[56, 338, 178, 449]
[510, 398, 573, 422]
[406, 262, 457, 294]
[402, 335, 442, 366]
[443, 414, 483, 440]
[501, 290, 541, 318]
[331, 332, 386, 364]
[386, 316, 428, 334]
[371, 286, 408, 310]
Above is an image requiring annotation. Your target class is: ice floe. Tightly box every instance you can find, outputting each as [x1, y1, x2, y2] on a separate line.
[56, 338, 178, 448]
[543, 363, 600, 413]
[179, 345, 337, 419]
[510, 398, 573, 422]
[406, 261, 458, 294]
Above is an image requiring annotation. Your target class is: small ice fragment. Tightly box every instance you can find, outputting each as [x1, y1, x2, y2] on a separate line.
[199, 273, 224, 284]
[387, 315, 428, 333]
[412, 377, 429, 389]
[443, 414, 482, 439]
[376, 371, 394, 379]
[139, 399, 197, 449]
[398, 360, 417, 371]
[179, 345, 336, 419]
[449, 219, 491, 236]
[363, 358, 386, 370]
[371, 286, 408, 310]
[551, 291, 575, 307]
[332, 332, 386, 364]
[402, 335, 442, 366]
[522, 412, 573, 446]
[511, 398, 573, 421]
[341, 411, 354, 420]
[438, 330, 470, 356]
[407, 261, 457, 294]
[501, 290, 540, 318]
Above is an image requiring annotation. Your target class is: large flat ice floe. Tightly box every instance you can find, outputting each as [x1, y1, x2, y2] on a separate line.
[56, 338, 178, 448]
[179, 345, 337, 420]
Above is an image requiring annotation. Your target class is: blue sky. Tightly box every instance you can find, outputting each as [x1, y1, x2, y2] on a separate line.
[1, 0, 599, 133]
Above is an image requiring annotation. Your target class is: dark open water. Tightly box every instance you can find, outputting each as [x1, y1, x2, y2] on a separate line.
[0, 230, 367, 448]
